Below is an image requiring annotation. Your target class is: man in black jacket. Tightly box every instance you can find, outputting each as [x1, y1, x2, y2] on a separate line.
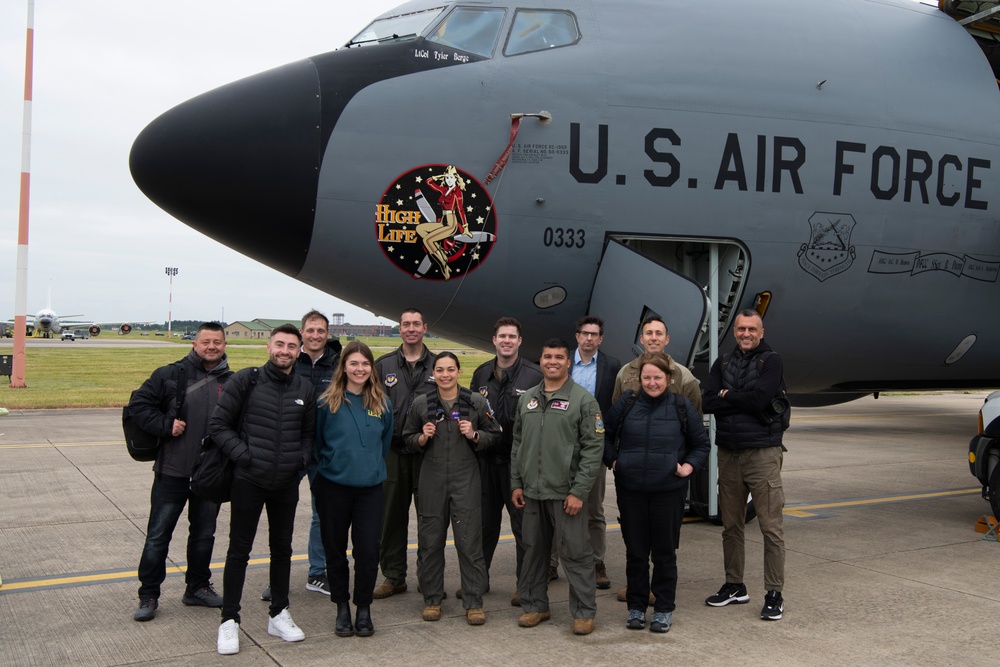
[571, 315, 622, 590]
[210, 325, 316, 655]
[372, 308, 437, 599]
[701, 310, 786, 621]
[131, 322, 232, 622]
[470, 316, 542, 605]
[260, 310, 341, 601]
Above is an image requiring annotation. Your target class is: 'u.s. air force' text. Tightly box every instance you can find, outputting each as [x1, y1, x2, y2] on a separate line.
[568, 123, 991, 210]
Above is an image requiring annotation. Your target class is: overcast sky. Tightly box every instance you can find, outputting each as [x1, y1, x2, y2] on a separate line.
[0, 0, 404, 326]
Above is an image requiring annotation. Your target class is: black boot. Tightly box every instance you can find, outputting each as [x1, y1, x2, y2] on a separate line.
[355, 605, 374, 637]
[335, 602, 354, 637]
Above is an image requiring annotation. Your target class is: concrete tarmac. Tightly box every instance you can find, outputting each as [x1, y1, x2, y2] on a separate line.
[1, 393, 998, 666]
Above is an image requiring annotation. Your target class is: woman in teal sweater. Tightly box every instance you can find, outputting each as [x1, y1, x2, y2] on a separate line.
[312, 340, 392, 638]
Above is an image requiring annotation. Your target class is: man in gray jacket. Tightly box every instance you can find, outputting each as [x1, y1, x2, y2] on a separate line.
[131, 322, 232, 622]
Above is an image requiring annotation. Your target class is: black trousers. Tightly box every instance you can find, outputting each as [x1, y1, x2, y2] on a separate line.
[616, 485, 686, 613]
[312, 474, 383, 606]
[221, 477, 298, 624]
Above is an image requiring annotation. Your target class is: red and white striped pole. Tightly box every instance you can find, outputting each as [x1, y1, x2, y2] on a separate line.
[10, 0, 35, 389]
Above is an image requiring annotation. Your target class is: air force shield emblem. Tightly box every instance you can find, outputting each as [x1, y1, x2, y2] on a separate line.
[797, 212, 857, 282]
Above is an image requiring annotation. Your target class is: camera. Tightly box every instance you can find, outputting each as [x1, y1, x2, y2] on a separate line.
[759, 393, 791, 429]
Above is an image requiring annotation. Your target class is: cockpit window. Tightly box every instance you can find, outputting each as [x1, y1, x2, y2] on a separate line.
[427, 8, 506, 58]
[349, 7, 447, 46]
[504, 10, 580, 56]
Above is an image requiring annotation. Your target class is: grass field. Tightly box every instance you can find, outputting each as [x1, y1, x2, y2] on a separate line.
[0, 338, 493, 410]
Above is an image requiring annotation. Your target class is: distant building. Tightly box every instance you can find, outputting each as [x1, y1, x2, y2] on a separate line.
[330, 324, 393, 338]
[225, 318, 390, 341]
[225, 320, 275, 340]
[331, 313, 345, 326]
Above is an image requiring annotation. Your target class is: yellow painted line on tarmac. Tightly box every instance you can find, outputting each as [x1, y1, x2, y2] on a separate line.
[0, 441, 123, 449]
[1, 490, 979, 594]
[2, 554, 313, 593]
[784, 488, 980, 517]
[4, 533, 498, 594]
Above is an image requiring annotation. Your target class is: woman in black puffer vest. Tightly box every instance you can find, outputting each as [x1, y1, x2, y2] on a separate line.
[603, 352, 709, 634]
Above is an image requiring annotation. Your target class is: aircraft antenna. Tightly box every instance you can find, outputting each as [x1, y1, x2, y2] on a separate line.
[9, 0, 34, 389]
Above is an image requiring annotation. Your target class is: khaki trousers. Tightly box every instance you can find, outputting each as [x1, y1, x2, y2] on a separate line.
[718, 446, 785, 592]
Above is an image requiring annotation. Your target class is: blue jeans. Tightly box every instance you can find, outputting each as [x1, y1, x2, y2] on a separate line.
[137, 473, 220, 599]
[307, 466, 326, 578]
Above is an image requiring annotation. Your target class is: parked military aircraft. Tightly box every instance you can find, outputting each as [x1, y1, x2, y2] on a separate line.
[4, 293, 134, 338]
[130, 0, 1000, 404]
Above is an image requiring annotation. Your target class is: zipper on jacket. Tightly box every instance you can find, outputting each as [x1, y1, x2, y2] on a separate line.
[270, 381, 284, 486]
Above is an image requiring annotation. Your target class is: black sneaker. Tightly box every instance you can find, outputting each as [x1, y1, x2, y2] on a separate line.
[134, 597, 158, 622]
[760, 590, 784, 620]
[306, 575, 330, 595]
[705, 582, 750, 607]
[183, 583, 223, 608]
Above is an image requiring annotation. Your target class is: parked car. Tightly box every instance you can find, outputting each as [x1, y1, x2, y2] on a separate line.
[60, 331, 75, 341]
[969, 390, 1000, 520]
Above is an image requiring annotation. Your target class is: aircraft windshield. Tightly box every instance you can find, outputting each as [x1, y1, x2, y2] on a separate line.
[349, 7, 447, 46]
[427, 8, 505, 58]
[505, 10, 580, 55]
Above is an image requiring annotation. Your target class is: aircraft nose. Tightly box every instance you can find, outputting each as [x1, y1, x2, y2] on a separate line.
[129, 59, 322, 277]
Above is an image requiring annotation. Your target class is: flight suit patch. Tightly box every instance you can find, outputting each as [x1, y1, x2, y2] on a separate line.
[527, 398, 539, 410]
[384, 373, 398, 387]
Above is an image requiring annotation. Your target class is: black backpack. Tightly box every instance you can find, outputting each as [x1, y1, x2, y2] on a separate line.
[122, 364, 186, 462]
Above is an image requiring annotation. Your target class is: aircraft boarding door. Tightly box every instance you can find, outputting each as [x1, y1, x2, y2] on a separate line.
[589, 239, 708, 367]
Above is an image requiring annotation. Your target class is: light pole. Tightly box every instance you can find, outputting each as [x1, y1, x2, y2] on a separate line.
[165, 267, 178, 338]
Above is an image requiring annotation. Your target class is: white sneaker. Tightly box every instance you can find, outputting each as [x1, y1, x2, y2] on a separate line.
[217, 620, 239, 655]
[268, 608, 305, 642]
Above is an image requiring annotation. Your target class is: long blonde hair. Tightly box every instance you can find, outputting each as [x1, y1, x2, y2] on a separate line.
[319, 340, 387, 416]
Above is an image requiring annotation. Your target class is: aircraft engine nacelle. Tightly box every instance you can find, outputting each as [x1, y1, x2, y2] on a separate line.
[89, 325, 101, 337]
[118, 323, 133, 335]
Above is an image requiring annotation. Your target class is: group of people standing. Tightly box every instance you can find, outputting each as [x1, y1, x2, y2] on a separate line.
[129, 306, 788, 653]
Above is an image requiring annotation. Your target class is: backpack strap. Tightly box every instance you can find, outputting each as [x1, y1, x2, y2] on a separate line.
[613, 390, 639, 450]
[236, 368, 259, 436]
[425, 392, 441, 423]
[457, 386, 473, 422]
[171, 362, 188, 414]
[674, 398, 688, 438]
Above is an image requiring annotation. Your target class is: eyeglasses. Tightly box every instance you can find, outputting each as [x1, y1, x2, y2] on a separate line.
[576, 331, 601, 338]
